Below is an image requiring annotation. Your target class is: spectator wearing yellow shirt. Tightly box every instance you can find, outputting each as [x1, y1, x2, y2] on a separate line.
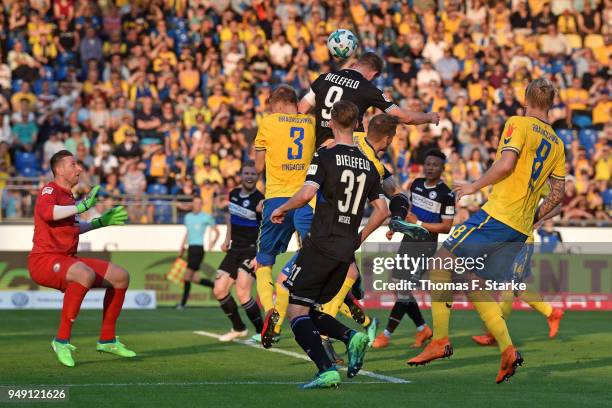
[11, 82, 37, 112]
[195, 160, 223, 186]
[594, 145, 612, 182]
[183, 96, 210, 130]
[561, 77, 590, 112]
[147, 146, 169, 179]
[286, 16, 311, 48]
[207, 85, 232, 114]
[152, 42, 177, 72]
[592, 93, 610, 128]
[178, 58, 200, 94]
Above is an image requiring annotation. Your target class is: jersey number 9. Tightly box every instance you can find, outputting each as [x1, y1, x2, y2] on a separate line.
[321, 86, 344, 120]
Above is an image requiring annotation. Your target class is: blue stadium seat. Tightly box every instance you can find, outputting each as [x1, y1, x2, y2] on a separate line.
[555, 128, 574, 150]
[18, 166, 40, 177]
[152, 200, 173, 223]
[572, 114, 592, 129]
[146, 183, 169, 195]
[15, 151, 39, 173]
[578, 129, 598, 158]
[54, 65, 68, 81]
[11, 79, 23, 93]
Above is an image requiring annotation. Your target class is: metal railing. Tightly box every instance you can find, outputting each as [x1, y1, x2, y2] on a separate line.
[1, 177, 610, 227]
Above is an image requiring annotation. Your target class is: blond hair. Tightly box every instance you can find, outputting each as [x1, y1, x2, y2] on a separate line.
[525, 78, 557, 111]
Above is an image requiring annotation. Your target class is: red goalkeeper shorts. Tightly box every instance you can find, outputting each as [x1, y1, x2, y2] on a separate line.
[28, 254, 110, 292]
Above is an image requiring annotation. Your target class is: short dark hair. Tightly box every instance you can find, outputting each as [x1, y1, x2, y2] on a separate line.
[241, 160, 256, 172]
[425, 149, 447, 162]
[331, 100, 359, 130]
[268, 84, 297, 106]
[359, 52, 384, 74]
[50, 150, 73, 176]
[367, 114, 399, 141]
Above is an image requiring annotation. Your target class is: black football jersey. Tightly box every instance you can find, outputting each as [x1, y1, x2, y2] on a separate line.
[409, 178, 455, 242]
[305, 69, 398, 147]
[304, 144, 384, 262]
[228, 188, 264, 249]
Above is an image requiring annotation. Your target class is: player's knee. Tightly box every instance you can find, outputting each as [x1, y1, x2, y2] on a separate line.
[235, 287, 250, 304]
[70, 264, 96, 287]
[109, 264, 130, 288]
[213, 281, 229, 300]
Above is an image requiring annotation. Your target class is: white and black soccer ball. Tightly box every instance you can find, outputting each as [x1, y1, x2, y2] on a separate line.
[327, 29, 358, 59]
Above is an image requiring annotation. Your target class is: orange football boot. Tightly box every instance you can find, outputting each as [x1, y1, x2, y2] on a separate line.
[547, 308, 564, 338]
[407, 338, 453, 366]
[471, 332, 497, 346]
[496, 345, 524, 384]
[372, 333, 389, 349]
[411, 325, 433, 348]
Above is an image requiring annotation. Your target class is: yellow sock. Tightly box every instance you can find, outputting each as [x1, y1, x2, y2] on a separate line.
[469, 294, 513, 352]
[274, 282, 289, 334]
[323, 277, 356, 318]
[430, 269, 453, 340]
[338, 303, 352, 319]
[521, 291, 553, 317]
[431, 301, 452, 339]
[500, 300, 513, 320]
[362, 315, 371, 328]
[255, 266, 274, 312]
[500, 290, 514, 320]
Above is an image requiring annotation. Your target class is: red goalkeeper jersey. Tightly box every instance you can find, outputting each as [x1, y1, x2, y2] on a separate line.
[31, 182, 80, 256]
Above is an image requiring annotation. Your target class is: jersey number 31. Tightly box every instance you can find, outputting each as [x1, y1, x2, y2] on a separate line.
[338, 169, 366, 215]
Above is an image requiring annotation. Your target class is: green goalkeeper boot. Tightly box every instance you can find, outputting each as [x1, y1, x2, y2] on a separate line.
[301, 367, 341, 389]
[51, 339, 77, 367]
[96, 338, 136, 358]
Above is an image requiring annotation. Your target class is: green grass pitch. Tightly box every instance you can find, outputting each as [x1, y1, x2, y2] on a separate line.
[1, 308, 610, 407]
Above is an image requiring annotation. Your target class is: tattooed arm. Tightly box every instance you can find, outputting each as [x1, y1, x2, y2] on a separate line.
[535, 177, 565, 223]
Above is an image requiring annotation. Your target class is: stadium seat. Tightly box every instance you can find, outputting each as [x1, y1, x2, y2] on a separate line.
[18, 166, 40, 177]
[152, 200, 173, 223]
[14, 151, 39, 174]
[578, 129, 598, 158]
[565, 34, 583, 50]
[555, 129, 574, 150]
[146, 183, 169, 195]
[11, 79, 23, 93]
[572, 114, 593, 129]
[584, 34, 604, 50]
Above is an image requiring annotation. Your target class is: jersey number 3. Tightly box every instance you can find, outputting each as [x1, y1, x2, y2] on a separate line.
[338, 169, 366, 215]
[288, 127, 304, 160]
[321, 86, 344, 120]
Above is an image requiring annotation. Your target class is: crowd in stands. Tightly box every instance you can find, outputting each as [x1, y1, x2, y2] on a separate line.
[0, 0, 610, 224]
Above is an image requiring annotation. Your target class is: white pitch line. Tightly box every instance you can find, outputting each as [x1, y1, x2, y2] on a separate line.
[1, 381, 392, 387]
[193, 330, 410, 384]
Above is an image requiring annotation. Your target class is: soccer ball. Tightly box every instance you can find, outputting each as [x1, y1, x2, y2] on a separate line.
[327, 29, 358, 59]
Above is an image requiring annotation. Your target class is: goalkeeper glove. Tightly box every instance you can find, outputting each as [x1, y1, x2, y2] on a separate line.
[76, 185, 100, 214]
[92, 205, 128, 229]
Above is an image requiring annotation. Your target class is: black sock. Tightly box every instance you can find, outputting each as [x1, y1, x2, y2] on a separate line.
[180, 281, 191, 306]
[241, 298, 263, 333]
[290, 315, 334, 372]
[389, 193, 410, 219]
[309, 310, 354, 346]
[218, 294, 246, 331]
[386, 301, 408, 334]
[198, 278, 214, 288]
[405, 301, 426, 328]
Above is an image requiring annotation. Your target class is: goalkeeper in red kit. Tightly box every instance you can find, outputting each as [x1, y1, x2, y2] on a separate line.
[28, 150, 136, 367]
